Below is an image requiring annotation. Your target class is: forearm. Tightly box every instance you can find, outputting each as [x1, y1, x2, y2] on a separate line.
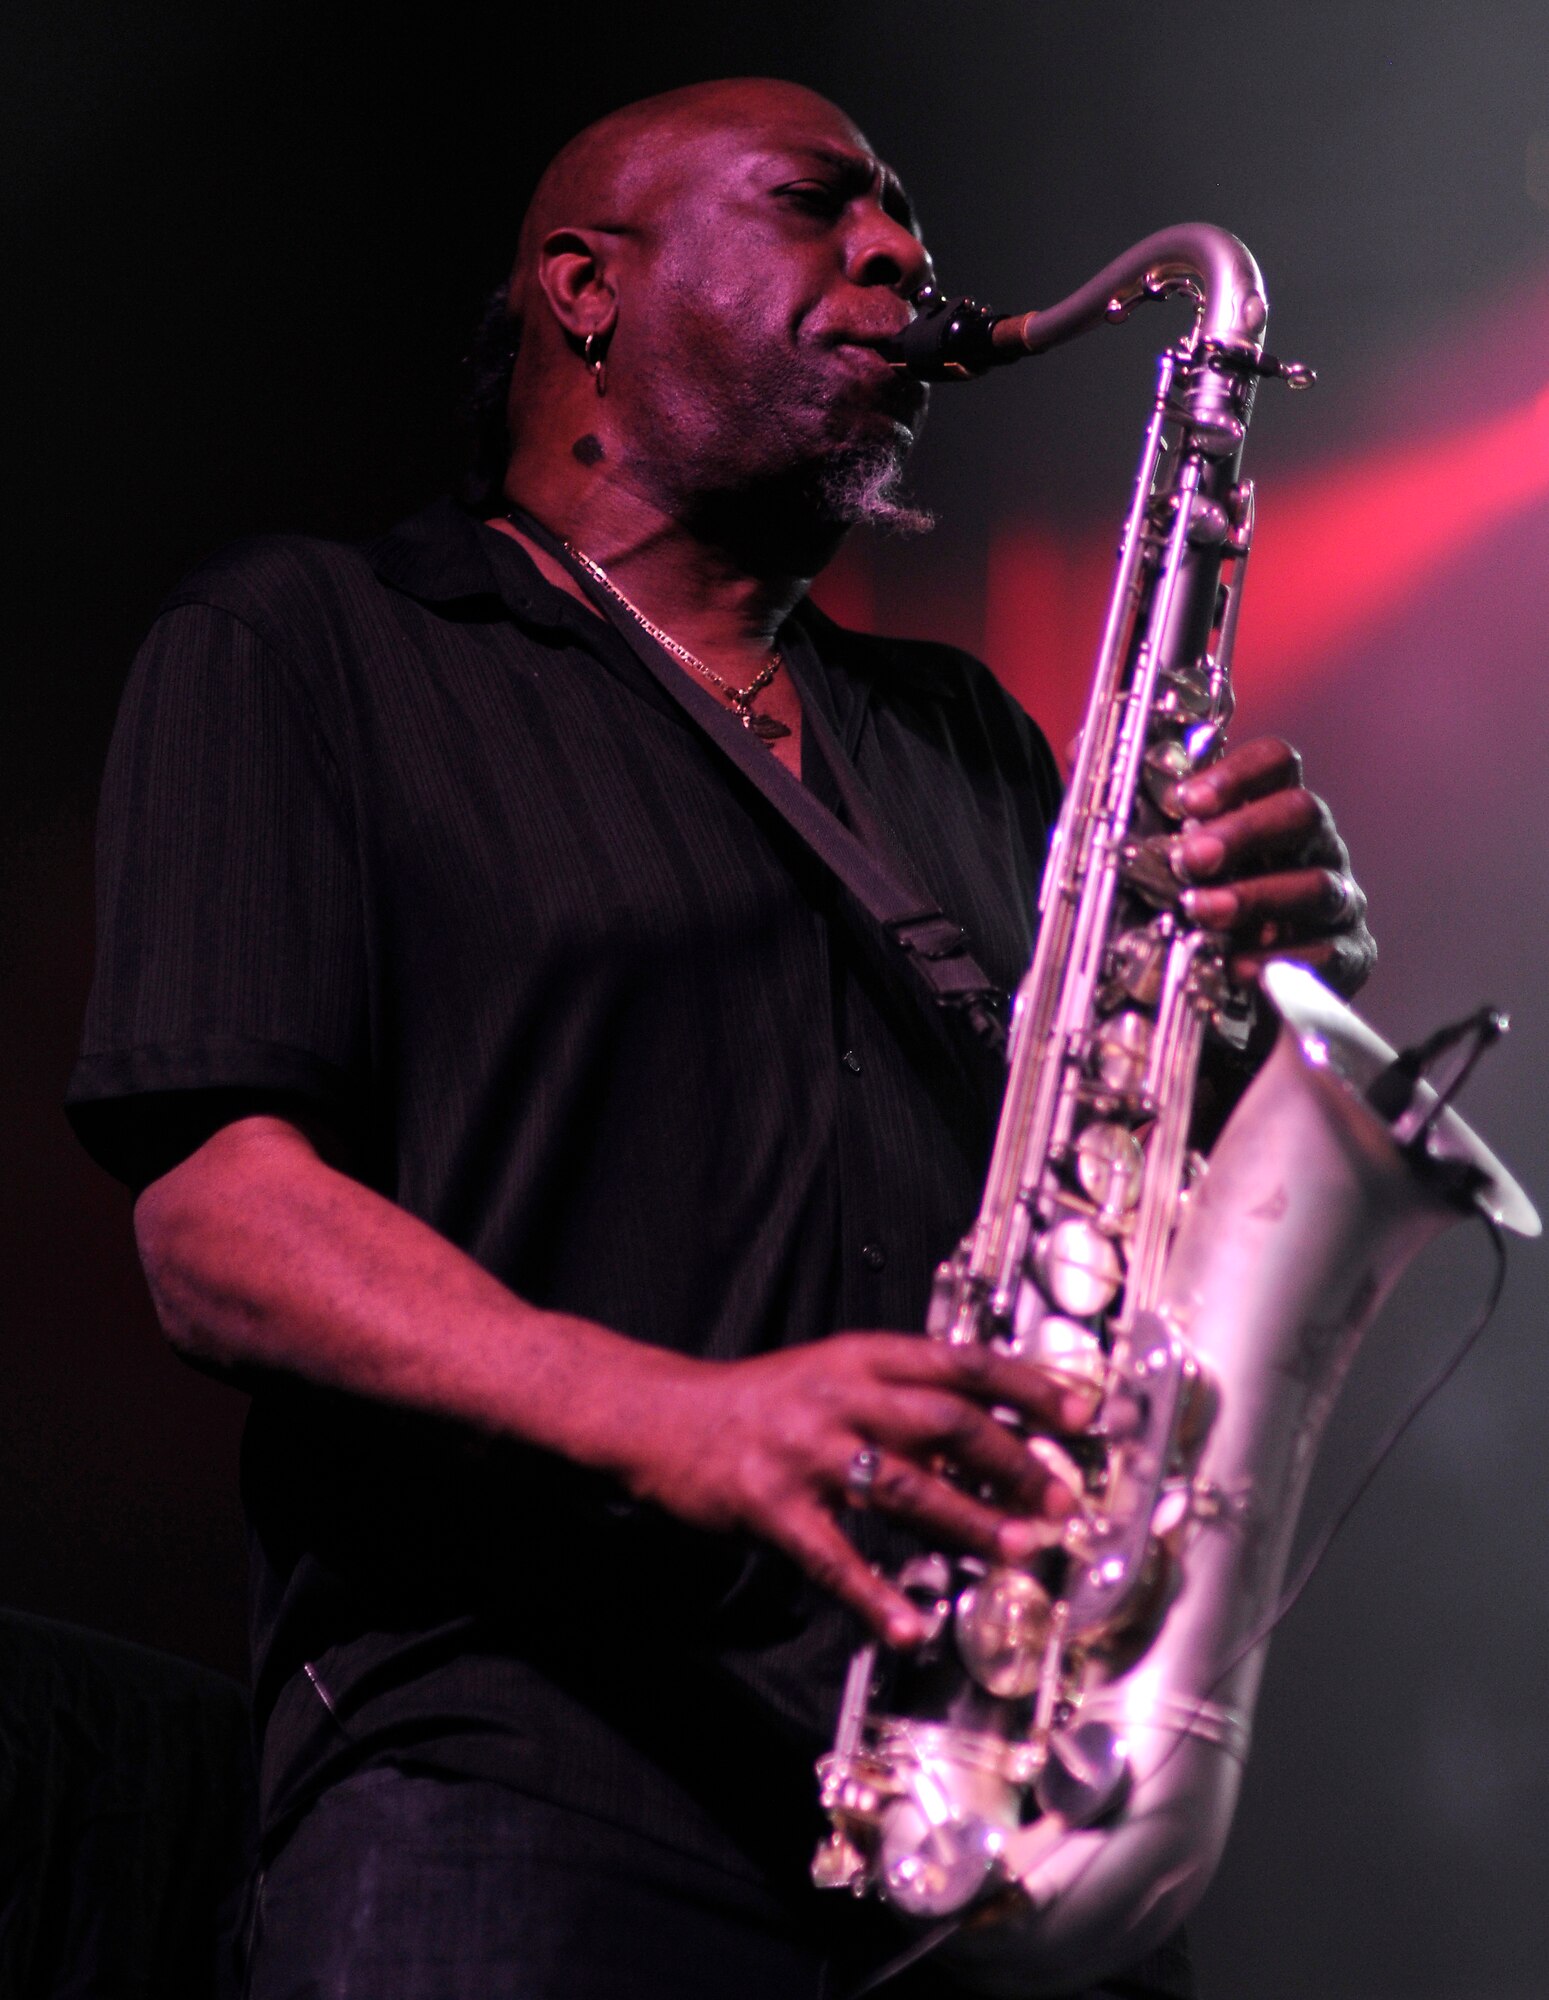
[133, 1113, 683, 1479]
[135, 1112, 1088, 1643]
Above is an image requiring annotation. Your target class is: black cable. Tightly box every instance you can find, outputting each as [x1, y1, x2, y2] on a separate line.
[1232, 1211, 1506, 1663]
[837, 1917, 965, 2000]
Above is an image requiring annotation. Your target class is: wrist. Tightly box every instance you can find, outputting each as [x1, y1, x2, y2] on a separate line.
[513, 1314, 714, 1494]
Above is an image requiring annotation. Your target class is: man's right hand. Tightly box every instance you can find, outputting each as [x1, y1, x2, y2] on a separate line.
[136, 1116, 1091, 1651]
[607, 1335, 1094, 1647]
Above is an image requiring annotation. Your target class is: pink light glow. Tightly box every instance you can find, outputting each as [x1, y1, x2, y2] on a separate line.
[1237, 385, 1549, 684]
[979, 385, 1549, 757]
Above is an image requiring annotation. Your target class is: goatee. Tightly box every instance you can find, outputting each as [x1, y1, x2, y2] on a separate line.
[815, 438, 935, 537]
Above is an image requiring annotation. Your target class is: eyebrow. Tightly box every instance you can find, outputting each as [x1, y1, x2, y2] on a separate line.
[772, 144, 920, 234]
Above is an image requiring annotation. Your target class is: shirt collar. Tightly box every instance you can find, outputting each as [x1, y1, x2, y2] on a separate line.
[366, 497, 962, 699]
[796, 601, 961, 700]
[365, 497, 573, 627]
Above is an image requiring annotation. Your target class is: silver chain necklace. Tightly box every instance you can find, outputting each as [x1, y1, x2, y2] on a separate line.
[561, 540, 793, 743]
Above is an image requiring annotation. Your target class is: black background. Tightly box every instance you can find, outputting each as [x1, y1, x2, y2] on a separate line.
[7, 5, 1549, 1993]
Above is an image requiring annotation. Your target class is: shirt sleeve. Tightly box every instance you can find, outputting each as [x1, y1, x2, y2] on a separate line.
[67, 601, 370, 1188]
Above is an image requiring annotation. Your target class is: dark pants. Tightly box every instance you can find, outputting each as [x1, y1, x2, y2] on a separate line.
[243, 1768, 1194, 2000]
[0, 1612, 254, 2000]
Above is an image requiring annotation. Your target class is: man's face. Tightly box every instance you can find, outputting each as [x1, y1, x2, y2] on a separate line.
[607, 92, 935, 539]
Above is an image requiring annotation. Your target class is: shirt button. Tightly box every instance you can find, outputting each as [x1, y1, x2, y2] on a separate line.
[840, 1049, 863, 1074]
[860, 1241, 887, 1272]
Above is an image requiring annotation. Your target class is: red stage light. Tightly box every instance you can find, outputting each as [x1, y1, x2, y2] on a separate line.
[980, 384, 1549, 757]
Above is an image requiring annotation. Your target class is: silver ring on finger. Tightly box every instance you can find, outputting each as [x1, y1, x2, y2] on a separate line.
[845, 1445, 882, 1509]
[1327, 871, 1359, 928]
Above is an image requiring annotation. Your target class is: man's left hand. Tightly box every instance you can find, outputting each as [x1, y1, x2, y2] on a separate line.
[1169, 736, 1375, 997]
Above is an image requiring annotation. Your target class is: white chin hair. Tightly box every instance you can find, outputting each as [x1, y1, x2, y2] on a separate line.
[817, 442, 935, 536]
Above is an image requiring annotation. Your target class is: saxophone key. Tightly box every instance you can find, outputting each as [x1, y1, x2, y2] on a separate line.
[896, 1553, 956, 1646]
[1009, 1299, 1108, 1397]
[955, 1568, 1054, 1699]
[1025, 1435, 1091, 1517]
[879, 1784, 1009, 1920]
[1142, 737, 1195, 816]
[1182, 410, 1246, 458]
[1117, 835, 1184, 910]
[1091, 1009, 1153, 1096]
[1101, 924, 1169, 1006]
[1152, 660, 1215, 722]
[1035, 1216, 1124, 1318]
[1033, 1721, 1132, 1829]
[1074, 1121, 1145, 1214]
[1184, 497, 1231, 547]
[810, 1829, 869, 1893]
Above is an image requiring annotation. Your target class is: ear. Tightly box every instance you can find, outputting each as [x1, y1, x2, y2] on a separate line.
[535, 227, 618, 344]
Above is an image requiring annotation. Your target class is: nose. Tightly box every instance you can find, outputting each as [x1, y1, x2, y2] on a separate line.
[846, 210, 934, 296]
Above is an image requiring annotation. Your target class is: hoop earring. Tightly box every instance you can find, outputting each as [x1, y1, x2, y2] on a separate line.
[583, 331, 607, 398]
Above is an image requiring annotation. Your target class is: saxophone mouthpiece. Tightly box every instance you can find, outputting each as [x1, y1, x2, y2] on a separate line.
[881, 288, 1004, 380]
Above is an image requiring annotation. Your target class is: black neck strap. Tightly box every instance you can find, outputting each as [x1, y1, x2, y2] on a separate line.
[499, 509, 1008, 1052]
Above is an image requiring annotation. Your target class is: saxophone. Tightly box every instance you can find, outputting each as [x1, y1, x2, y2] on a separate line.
[813, 226, 1541, 1995]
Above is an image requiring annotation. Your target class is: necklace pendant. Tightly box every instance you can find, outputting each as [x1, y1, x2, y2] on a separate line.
[747, 711, 792, 742]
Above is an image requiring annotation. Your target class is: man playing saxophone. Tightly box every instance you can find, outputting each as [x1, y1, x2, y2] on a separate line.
[68, 77, 1372, 2000]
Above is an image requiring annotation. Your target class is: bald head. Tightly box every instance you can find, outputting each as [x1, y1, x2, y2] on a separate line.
[512, 80, 871, 293]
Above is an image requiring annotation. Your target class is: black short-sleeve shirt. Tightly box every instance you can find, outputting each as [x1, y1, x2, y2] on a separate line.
[67, 499, 1061, 1885]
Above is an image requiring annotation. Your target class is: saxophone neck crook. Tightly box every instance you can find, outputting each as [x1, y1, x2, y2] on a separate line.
[889, 225, 1314, 391]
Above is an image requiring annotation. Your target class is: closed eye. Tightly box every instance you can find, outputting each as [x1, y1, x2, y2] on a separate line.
[777, 181, 847, 218]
